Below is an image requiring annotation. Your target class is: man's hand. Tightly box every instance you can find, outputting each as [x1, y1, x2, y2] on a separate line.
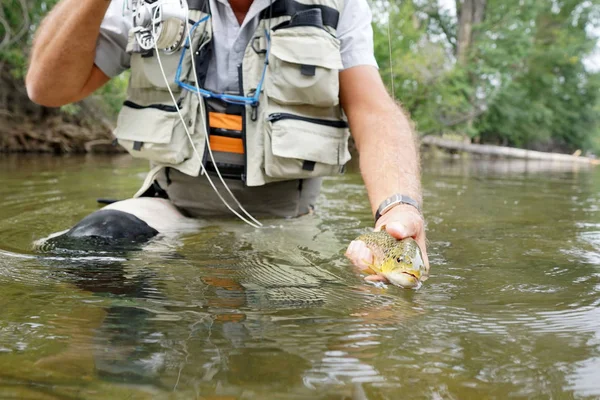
[345, 204, 429, 282]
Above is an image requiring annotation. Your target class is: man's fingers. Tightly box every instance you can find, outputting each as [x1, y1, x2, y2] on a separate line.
[385, 220, 419, 240]
[375, 206, 423, 239]
[387, 219, 430, 270]
[374, 207, 429, 271]
[345, 240, 358, 256]
[415, 235, 430, 271]
[345, 240, 374, 271]
[365, 274, 388, 283]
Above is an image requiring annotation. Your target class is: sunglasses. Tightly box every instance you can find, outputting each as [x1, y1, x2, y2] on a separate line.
[174, 15, 271, 106]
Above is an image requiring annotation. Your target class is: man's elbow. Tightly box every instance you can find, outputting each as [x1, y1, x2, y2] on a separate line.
[25, 69, 76, 108]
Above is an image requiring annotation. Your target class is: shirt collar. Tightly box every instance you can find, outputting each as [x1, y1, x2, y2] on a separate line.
[210, 0, 275, 29]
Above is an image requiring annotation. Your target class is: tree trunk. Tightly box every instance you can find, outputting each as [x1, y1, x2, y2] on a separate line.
[455, 0, 487, 133]
[456, 0, 486, 64]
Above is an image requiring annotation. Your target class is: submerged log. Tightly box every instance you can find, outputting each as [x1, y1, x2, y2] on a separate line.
[421, 136, 600, 165]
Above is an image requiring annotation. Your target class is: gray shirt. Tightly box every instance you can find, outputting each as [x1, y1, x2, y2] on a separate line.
[95, 0, 378, 93]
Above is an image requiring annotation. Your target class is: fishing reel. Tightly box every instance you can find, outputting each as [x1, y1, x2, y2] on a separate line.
[131, 0, 188, 53]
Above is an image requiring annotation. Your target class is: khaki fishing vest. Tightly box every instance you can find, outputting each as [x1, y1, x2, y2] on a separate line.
[113, 0, 351, 196]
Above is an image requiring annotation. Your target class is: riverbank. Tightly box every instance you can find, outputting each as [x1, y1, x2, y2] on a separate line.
[3, 124, 597, 167]
[0, 113, 119, 154]
[0, 68, 119, 154]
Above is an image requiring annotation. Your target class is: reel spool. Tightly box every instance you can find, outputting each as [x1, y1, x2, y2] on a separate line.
[131, 0, 188, 53]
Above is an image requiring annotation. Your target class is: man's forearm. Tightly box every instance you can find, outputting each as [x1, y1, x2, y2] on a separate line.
[353, 100, 422, 216]
[26, 0, 111, 106]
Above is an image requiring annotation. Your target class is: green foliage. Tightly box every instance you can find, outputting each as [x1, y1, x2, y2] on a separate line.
[92, 72, 129, 117]
[1, 0, 57, 70]
[373, 1, 474, 136]
[1, 0, 125, 120]
[374, 0, 600, 153]
[59, 103, 80, 115]
[475, 0, 600, 151]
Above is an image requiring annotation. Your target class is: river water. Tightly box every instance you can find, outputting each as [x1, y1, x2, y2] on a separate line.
[1, 154, 600, 399]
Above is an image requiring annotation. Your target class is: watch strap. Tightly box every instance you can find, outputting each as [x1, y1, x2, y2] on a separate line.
[375, 194, 421, 222]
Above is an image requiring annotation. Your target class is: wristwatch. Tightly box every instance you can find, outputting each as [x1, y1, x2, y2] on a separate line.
[375, 194, 421, 223]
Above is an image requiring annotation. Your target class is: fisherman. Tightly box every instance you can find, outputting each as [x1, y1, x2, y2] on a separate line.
[25, 0, 429, 275]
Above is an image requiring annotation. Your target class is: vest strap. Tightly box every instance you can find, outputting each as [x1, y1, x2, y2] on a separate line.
[134, 165, 165, 198]
[188, 0, 211, 12]
[302, 160, 316, 171]
[209, 136, 244, 154]
[209, 112, 243, 131]
[301, 64, 316, 76]
[259, 0, 341, 29]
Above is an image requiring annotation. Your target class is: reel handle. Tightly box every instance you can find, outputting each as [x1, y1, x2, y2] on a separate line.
[132, 0, 189, 52]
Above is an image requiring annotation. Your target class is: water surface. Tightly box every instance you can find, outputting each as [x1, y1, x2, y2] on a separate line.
[1, 154, 600, 399]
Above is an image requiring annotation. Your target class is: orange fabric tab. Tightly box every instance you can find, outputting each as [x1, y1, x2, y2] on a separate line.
[209, 136, 245, 154]
[209, 112, 243, 131]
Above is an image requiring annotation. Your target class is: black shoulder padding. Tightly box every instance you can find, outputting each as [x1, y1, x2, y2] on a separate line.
[188, 0, 210, 12]
[66, 210, 159, 241]
[288, 8, 323, 28]
[260, 0, 340, 29]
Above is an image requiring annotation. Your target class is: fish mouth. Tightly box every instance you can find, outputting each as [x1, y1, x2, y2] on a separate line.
[402, 271, 419, 280]
[384, 271, 421, 289]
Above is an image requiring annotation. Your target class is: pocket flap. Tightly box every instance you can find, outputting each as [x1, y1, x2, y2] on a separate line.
[270, 119, 346, 166]
[270, 27, 343, 70]
[114, 104, 178, 144]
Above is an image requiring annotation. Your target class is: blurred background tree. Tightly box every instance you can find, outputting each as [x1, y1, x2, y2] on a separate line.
[1, 0, 599, 153]
[373, 0, 600, 153]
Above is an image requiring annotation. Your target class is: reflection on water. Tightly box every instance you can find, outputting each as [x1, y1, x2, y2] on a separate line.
[2, 154, 600, 398]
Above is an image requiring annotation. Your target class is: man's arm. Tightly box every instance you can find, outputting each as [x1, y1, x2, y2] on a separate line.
[26, 0, 111, 107]
[341, 65, 429, 277]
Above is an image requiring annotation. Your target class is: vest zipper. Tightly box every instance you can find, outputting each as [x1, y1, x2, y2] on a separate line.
[267, 113, 349, 128]
[123, 100, 181, 112]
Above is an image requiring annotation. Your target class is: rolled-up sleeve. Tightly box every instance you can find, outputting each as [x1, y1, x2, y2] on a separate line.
[95, 0, 131, 77]
[337, 0, 378, 69]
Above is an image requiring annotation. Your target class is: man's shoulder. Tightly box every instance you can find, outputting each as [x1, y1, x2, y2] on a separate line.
[102, 0, 132, 27]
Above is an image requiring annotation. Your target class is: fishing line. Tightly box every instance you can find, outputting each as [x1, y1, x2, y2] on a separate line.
[150, 4, 262, 228]
[387, 2, 395, 101]
[184, 7, 262, 227]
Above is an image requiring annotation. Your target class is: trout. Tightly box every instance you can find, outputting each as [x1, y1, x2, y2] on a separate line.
[355, 231, 428, 289]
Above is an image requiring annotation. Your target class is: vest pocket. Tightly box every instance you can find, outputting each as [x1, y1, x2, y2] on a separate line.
[266, 26, 343, 107]
[114, 99, 196, 165]
[264, 113, 351, 179]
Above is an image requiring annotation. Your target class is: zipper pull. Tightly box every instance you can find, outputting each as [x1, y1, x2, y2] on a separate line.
[251, 105, 259, 121]
[267, 113, 281, 122]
